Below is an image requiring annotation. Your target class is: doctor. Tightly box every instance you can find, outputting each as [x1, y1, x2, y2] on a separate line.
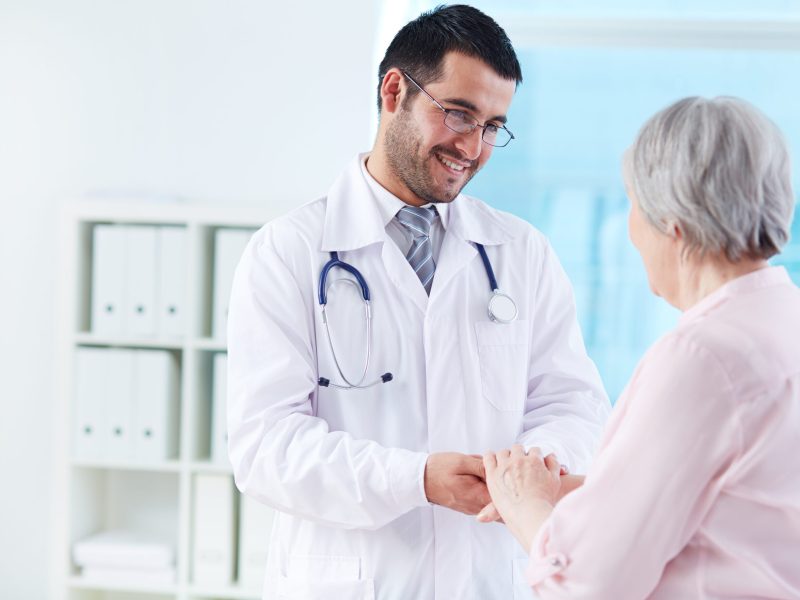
[227, 5, 609, 599]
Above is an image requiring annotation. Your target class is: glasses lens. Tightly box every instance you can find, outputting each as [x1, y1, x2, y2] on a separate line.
[444, 110, 476, 134]
[484, 126, 511, 147]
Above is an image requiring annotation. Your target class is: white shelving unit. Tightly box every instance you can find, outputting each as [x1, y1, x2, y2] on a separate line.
[53, 201, 276, 600]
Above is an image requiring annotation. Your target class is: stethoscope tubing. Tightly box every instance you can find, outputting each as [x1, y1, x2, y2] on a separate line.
[319, 282, 372, 388]
[317, 242, 516, 389]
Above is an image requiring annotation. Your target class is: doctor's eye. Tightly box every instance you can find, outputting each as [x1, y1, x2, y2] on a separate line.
[444, 110, 477, 133]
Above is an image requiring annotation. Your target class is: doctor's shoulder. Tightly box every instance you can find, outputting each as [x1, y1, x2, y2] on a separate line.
[458, 193, 553, 254]
[253, 196, 327, 257]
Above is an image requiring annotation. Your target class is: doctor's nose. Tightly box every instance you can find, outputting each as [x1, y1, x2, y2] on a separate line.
[454, 127, 486, 162]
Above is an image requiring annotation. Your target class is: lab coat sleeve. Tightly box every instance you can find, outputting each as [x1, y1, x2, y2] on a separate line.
[517, 242, 610, 473]
[526, 332, 743, 599]
[226, 231, 429, 530]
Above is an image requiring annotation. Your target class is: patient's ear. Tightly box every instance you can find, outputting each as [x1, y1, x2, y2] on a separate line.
[666, 220, 683, 241]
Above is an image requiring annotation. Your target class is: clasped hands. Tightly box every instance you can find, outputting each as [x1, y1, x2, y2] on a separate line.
[425, 447, 579, 547]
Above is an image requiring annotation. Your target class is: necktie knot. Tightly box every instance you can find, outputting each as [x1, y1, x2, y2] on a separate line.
[396, 205, 437, 238]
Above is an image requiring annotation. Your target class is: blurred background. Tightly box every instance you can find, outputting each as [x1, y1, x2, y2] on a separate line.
[1, 1, 798, 598]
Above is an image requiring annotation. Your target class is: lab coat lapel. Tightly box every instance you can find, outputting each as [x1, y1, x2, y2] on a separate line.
[380, 240, 429, 313]
[320, 154, 385, 253]
[430, 194, 514, 298]
[430, 232, 476, 300]
[321, 154, 428, 313]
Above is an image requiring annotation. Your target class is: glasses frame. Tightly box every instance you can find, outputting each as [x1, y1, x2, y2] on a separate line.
[401, 70, 515, 148]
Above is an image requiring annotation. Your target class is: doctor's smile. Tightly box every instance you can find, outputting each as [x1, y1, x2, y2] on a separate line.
[435, 153, 468, 173]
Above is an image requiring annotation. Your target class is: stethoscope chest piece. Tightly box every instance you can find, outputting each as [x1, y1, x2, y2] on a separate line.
[488, 290, 518, 324]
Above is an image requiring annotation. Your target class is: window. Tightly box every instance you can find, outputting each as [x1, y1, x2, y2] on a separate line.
[380, 2, 800, 400]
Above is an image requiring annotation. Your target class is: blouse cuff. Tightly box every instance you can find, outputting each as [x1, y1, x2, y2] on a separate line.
[526, 528, 570, 586]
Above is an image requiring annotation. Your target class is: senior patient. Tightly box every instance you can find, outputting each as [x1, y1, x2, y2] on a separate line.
[479, 96, 800, 599]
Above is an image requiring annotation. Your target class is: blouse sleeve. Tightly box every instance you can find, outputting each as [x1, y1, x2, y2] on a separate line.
[526, 331, 744, 599]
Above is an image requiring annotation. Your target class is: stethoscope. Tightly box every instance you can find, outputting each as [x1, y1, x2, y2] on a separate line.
[317, 243, 518, 390]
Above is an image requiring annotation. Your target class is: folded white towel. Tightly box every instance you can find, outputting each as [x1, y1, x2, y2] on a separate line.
[80, 565, 176, 586]
[73, 530, 175, 569]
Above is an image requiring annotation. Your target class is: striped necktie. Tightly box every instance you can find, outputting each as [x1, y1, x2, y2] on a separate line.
[396, 205, 438, 295]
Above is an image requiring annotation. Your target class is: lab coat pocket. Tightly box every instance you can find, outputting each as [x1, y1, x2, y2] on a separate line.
[475, 320, 529, 412]
[277, 555, 375, 600]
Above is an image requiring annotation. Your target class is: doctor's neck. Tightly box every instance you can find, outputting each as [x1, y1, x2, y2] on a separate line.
[365, 153, 433, 208]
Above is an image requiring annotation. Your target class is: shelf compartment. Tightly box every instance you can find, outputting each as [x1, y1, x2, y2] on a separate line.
[69, 470, 180, 586]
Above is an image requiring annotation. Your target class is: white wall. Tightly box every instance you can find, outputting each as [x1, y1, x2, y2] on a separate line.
[0, 1, 379, 597]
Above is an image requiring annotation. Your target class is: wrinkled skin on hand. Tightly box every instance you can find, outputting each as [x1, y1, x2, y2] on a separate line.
[480, 445, 562, 548]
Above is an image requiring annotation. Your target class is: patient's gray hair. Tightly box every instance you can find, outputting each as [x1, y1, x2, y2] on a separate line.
[623, 96, 794, 261]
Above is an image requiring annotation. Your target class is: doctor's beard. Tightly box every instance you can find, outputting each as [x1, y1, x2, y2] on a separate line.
[384, 108, 478, 204]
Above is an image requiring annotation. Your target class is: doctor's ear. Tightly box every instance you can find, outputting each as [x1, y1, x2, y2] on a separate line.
[379, 70, 405, 114]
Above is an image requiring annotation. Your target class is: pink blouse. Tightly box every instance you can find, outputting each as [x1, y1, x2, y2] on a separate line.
[527, 267, 800, 599]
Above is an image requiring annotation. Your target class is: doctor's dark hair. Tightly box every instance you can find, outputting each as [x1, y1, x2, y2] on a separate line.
[376, 4, 522, 112]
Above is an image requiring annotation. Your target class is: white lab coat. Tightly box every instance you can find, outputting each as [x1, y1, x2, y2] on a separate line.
[227, 154, 610, 600]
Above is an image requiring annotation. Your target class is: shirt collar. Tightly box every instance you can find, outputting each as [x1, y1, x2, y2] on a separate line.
[680, 265, 793, 325]
[321, 153, 515, 252]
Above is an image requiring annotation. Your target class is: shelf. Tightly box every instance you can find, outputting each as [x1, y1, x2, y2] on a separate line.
[74, 332, 185, 350]
[60, 206, 274, 600]
[192, 337, 228, 351]
[66, 200, 272, 228]
[71, 459, 182, 473]
[188, 584, 261, 599]
[74, 333, 234, 352]
[190, 461, 233, 474]
[68, 575, 177, 595]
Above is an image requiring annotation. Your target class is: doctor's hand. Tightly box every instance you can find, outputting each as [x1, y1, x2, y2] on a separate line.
[424, 452, 491, 516]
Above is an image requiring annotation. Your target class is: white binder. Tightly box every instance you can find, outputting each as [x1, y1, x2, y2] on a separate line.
[211, 353, 228, 465]
[212, 229, 252, 340]
[133, 350, 179, 463]
[237, 495, 274, 590]
[91, 225, 126, 335]
[74, 348, 110, 460]
[104, 349, 135, 462]
[192, 474, 236, 585]
[124, 226, 158, 337]
[157, 227, 187, 338]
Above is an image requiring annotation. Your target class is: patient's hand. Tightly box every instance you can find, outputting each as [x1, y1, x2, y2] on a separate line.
[478, 445, 561, 549]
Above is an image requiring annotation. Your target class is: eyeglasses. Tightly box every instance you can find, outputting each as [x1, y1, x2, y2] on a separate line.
[401, 70, 515, 148]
